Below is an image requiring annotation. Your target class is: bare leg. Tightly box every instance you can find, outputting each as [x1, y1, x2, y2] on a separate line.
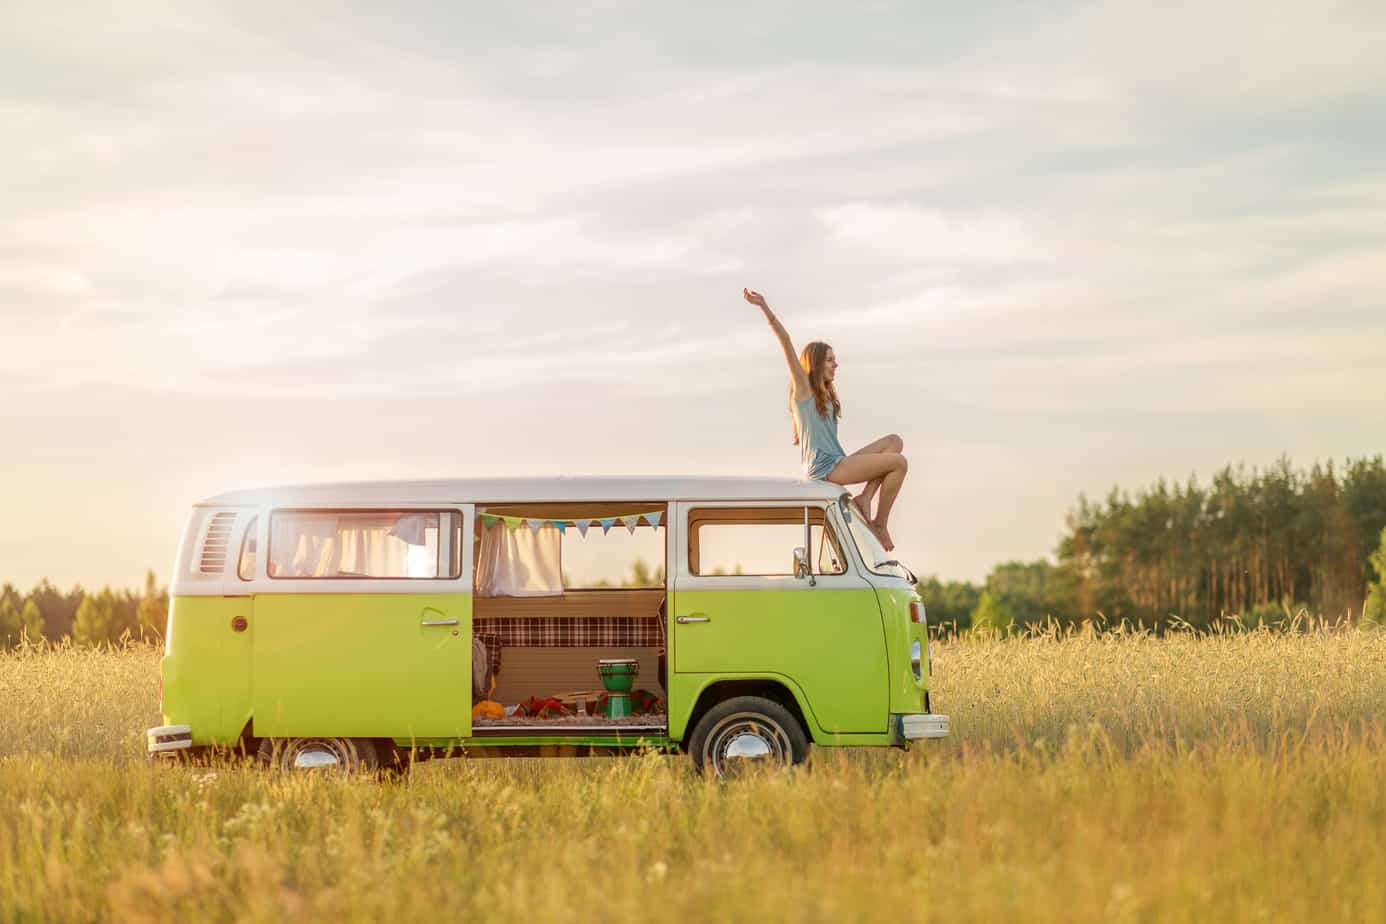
[848, 435, 903, 522]
[826, 452, 909, 551]
[871, 460, 909, 550]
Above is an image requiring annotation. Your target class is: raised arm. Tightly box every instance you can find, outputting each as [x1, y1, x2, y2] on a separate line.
[743, 288, 810, 400]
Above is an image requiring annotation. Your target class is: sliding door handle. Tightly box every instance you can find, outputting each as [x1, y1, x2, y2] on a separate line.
[676, 614, 710, 624]
[421, 618, 459, 627]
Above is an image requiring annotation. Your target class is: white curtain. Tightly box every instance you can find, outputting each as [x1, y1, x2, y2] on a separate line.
[476, 521, 563, 597]
[269, 512, 437, 578]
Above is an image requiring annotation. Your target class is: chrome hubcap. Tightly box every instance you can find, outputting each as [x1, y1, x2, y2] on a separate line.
[706, 714, 791, 777]
[286, 739, 352, 771]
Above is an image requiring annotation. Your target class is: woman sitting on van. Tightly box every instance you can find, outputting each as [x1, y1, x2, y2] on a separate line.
[743, 287, 908, 551]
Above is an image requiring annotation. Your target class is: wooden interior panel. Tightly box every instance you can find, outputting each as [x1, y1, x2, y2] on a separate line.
[489, 646, 664, 705]
[473, 588, 664, 618]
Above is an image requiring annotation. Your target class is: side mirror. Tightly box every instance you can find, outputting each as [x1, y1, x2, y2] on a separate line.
[838, 494, 853, 523]
[793, 547, 816, 586]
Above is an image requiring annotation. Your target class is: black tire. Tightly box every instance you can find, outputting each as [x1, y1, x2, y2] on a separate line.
[687, 695, 810, 778]
[256, 736, 379, 774]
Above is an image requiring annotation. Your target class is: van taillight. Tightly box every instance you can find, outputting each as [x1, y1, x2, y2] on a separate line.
[909, 601, 925, 624]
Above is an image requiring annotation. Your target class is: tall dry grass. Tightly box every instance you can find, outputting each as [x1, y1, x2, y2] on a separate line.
[1, 628, 1384, 922]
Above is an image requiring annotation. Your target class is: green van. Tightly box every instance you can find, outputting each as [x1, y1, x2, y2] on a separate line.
[147, 476, 948, 777]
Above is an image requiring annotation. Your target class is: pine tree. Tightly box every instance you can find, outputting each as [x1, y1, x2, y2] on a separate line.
[136, 570, 167, 639]
[20, 599, 44, 642]
[1364, 527, 1386, 627]
[0, 597, 21, 648]
[73, 589, 118, 645]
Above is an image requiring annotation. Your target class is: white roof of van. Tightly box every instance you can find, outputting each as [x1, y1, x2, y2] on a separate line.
[199, 476, 848, 507]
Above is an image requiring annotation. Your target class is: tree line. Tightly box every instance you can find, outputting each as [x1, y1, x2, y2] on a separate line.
[0, 571, 167, 647]
[920, 455, 1386, 632]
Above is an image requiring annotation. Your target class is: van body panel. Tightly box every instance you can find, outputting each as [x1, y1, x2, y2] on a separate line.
[874, 585, 929, 715]
[251, 593, 472, 739]
[670, 586, 890, 734]
[670, 500, 891, 737]
[161, 596, 254, 746]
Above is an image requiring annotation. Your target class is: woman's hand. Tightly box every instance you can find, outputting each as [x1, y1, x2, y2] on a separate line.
[743, 287, 769, 310]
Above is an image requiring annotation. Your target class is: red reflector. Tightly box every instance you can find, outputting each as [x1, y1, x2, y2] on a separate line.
[909, 601, 924, 624]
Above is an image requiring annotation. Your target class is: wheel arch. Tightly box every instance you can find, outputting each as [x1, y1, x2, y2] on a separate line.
[673, 675, 818, 747]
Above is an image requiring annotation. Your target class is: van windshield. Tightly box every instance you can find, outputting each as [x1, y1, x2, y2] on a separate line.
[842, 504, 913, 582]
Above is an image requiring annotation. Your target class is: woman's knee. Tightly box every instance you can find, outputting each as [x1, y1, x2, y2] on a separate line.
[887, 433, 903, 453]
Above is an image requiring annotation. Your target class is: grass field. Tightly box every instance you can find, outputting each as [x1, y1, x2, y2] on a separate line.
[2, 626, 1385, 923]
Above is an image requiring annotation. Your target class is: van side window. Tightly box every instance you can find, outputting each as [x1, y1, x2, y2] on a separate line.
[689, 507, 848, 577]
[267, 510, 464, 580]
[237, 517, 258, 581]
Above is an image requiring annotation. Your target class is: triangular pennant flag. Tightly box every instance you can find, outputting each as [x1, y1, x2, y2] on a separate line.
[526, 518, 544, 535]
[553, 520, 567, 534]
[575, 520, 590, 537]
[619, 516, 637, 534]
[505, 516, 522, 531]
[598, 518, 616, 535]
[643, 511, 663, 529]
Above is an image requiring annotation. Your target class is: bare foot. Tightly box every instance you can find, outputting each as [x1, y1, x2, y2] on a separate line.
[869, 519, 895, 552]
[851, 493, 872, 522]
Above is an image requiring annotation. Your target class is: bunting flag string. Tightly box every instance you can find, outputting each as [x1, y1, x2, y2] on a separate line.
[479, 510, 665, 535]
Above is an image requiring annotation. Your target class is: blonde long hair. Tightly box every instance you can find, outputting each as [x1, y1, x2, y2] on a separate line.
[790, 340, 841, 445]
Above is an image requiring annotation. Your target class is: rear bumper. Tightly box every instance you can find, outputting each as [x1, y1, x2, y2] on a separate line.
[147, 724, 193, 755]
[894, 713, 950, 743]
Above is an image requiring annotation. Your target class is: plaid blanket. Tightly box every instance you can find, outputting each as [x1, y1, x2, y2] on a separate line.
[473, 617, 665, 649]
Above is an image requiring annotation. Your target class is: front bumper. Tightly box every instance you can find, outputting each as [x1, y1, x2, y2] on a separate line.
[147, 724, 193, 755]
[895, 713, 950, 742]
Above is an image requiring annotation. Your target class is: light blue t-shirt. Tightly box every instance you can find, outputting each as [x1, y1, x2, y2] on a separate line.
[793, 394, 846, 480]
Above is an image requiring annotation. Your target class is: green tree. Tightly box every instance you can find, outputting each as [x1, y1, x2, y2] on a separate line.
[73, 588, 119, 645]
[0, 597, 21, 647]
[970, 591, 1014, 632]
[624, 559, 666, 587]
[1364, 527, 1386, 627]
[136, 570, 167, 639]
[20, 599, 44, 641]
[916, 576, 981, 632]
[26, 580, 83, 639]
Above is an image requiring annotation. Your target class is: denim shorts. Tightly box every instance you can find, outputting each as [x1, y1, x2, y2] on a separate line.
[807, 450, 845, 481]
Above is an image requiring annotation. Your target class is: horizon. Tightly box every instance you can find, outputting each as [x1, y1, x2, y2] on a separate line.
[2, 2, 1384, 591]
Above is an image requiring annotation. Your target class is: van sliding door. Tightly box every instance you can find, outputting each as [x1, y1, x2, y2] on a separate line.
[250, 507, 474, 741]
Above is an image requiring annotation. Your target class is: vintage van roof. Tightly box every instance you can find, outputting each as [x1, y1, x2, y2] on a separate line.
[199, 476, 849, 508]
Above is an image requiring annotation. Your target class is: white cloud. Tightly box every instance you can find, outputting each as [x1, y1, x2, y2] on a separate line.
[817, 204, 1054, 267]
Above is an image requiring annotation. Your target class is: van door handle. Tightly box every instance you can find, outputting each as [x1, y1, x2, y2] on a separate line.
[677, 614, 710, 624]
[421, 618, 459, 627]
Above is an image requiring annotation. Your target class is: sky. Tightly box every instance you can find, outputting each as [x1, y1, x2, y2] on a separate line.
[2, 0, 1384, 591]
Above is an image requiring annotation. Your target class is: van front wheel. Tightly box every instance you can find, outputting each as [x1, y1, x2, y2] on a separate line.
[257, 736, 379, 774]
[688, 696, 809, 778]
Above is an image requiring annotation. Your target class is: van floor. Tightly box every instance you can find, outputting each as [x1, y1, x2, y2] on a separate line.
[470, 714, 666, 738]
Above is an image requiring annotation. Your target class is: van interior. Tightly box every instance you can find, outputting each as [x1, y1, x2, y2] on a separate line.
[469, 502, 668, 735]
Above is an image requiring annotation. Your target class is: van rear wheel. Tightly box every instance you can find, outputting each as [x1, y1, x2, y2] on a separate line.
[688, 696, 809, 779]
[257, 736, 379, 774]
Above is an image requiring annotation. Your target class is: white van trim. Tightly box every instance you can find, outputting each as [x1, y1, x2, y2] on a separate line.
[199, 476, 847, 508]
